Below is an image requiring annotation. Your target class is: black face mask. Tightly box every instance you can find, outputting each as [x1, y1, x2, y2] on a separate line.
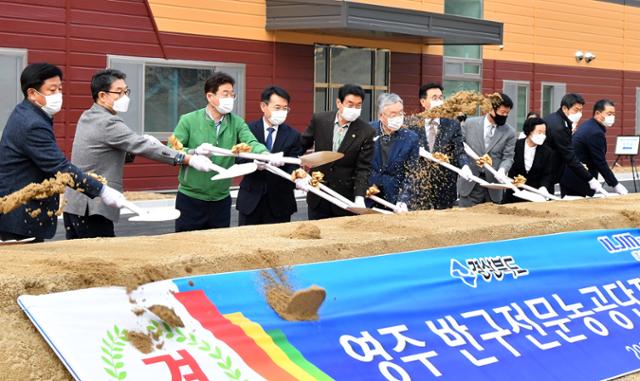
[492, 112, 508, 126]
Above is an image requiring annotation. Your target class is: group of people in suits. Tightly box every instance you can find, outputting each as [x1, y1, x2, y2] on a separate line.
[0, 62, 629, 243]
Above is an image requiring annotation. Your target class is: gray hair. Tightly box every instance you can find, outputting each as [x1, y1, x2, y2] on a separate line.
[377, 93, 403, 115]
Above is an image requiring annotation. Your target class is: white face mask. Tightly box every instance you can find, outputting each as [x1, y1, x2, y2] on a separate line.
[268, 110, 287, 126]
[215, 97, 235, 114]
[567, 111, 582, 124]
[37, 91, 63, 116]
[429, 99, 444, 110]
[112, 94, 130, 113]
[531, 134, 546, 146]
[341, 107, 361, 122]
[603, 115, 615, 127]
[386, 116, 404, 131]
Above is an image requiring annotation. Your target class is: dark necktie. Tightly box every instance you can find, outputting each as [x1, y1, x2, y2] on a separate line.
[266, 127, 275, 151]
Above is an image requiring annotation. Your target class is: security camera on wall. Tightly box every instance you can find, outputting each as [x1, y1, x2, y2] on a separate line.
[585, 52, 596, 63]
[575, 50, 584, 62]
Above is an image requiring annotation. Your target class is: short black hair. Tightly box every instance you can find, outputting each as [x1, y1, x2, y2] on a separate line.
[495, 93, 514, 110]
[526, 111, 539, 119]
[20, 62, 63, 97]
[261, 86, 290, 104]
[560, 93, 585, 109]
[204, 72, 235, 95]
[419, 83, 444, 99]
[91, 69, 126, 102]
[593, 99, 615, 115]
[523, 117, 546, 136]
[337, 84, 365, 102]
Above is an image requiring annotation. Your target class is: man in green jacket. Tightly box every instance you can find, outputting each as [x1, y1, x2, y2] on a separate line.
[171, 72, 275, 231]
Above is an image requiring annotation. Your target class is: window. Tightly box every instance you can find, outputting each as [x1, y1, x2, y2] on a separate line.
[314, 45, 390, 122]
[502, 80, 529, 132]
[443, 0, 483, 97]
[0, 48, 27, 133]
[541, 82, 566, 118]
[108, 56, 246, 139]
[636, 87, 640, 135]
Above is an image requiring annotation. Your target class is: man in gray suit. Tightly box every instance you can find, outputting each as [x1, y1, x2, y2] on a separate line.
[63, 69, 217, 239]
[458, 93, 516, 207]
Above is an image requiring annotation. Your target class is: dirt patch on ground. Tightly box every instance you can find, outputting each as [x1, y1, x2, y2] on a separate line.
[3, 195, 640, 379]
[285, 222, 321, 240]
[122, 191, 175, 201]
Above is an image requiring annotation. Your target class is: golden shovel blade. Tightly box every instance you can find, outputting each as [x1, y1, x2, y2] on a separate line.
[300, 151, 344, 167]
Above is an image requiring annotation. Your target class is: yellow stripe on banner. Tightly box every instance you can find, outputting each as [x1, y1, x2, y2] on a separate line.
[224, 312, 317, 381]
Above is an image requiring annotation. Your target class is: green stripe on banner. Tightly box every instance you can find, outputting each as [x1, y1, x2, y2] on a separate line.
[267, 329, 335, 381]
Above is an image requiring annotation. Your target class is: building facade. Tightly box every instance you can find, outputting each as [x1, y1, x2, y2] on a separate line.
[0, 0, 638, 190]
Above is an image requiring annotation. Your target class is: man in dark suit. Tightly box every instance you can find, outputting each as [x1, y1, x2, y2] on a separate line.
[300, 84, 375, 219]
[0, 63, 128, 242]
[407, 83, 472, 209]
[503, 117, 555, 203]
[236, 86, 303, 225]
[544, 93, 606, 196]
[560, 99, 628, 197]
[369, 93, 419, 211]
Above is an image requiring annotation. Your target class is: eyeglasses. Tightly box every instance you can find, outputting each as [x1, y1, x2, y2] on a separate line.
[269, 106, 291, 112]
[107, 89, 131, 97]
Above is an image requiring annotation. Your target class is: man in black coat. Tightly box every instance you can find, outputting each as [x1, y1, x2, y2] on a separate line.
[0, 63, 127, 242]
[300, 84, 375, 219]
[560, 99, 628, 197]
[544, 93, 605, 196]
[236, 86, 303, 225]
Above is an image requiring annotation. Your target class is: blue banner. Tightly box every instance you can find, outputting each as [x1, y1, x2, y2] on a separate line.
[171, 228, 640, 380]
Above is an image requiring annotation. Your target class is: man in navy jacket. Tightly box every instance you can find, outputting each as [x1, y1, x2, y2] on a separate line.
[0, 63, 127, 242]
[560, 99, 628, 197]
[369, 93, 419, 211]
[236, 86, 303, 225]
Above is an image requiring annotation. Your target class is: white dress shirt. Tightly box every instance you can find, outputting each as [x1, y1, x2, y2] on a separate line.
[524, 142, 536, 172]
[263, 117, 279, 143]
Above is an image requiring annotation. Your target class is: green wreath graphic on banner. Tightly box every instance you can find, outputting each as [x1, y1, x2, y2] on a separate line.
[100, 321, 248, 381]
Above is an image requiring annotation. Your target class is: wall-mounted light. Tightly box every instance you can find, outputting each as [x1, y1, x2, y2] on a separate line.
[575, 50, 584, 62]
[498, 45, 504, 50]
[585, 51, 596, 63]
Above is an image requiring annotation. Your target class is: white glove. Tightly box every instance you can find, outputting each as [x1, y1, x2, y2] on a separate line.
[253, 159, 267, 171]
[187, 155, 215, 172]
[614, 183, 629, 195]
[294, 177, 310, 191]
[459, 165, 473, 181]
[495, 168, 510, 184]
[395, 202, 408, 213]
[99, 185, 127, 209]
[143, 134, 162, 146]
[265, 152, 285, 167]
[588, 178, 605, 193]
[195, 143, 216, 157]
[354, 196, 366, 208]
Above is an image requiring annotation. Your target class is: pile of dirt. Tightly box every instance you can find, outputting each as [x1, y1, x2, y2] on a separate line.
[286, 222, 321, 240]
[0, 172, 74, 214]
[3, 195, 640, 379]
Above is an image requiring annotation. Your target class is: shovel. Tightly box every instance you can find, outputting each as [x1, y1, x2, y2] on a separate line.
[0, 237, 36, 245]
[365, 192, 403, 213]
[210, 162, 258, 181]
[122, 200, 181, 222]
[462, 143, 547, 203]
[208, 146, 344, 167]
[419, 147, 493, 188]
[264, 165, 384, 215]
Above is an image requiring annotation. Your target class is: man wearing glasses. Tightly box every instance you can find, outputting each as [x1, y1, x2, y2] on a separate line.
[300, 84, 375, 219]
[235, 86, 303, 225]
[170, 72, 276, 232]
[63, 69, 217, 239]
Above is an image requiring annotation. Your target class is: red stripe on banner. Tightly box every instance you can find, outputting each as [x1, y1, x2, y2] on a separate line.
[174, 290, 298, 381]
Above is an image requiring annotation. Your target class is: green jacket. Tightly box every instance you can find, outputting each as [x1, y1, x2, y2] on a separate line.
[172, 108, 267, 201]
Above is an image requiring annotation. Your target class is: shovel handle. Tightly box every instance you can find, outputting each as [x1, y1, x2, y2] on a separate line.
[264, 165, 349, 210]
[318, 183, 356, 207]
[368, 194, 400, 213]
[420, 148, 489, 185]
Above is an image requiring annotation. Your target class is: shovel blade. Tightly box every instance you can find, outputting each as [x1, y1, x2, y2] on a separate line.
[513, 190, 547, 202]
[128, 207, 181, 222]
[0, 237, 36, 245]
[300, 151, 344, 167]
[211, 162, 258, 181]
